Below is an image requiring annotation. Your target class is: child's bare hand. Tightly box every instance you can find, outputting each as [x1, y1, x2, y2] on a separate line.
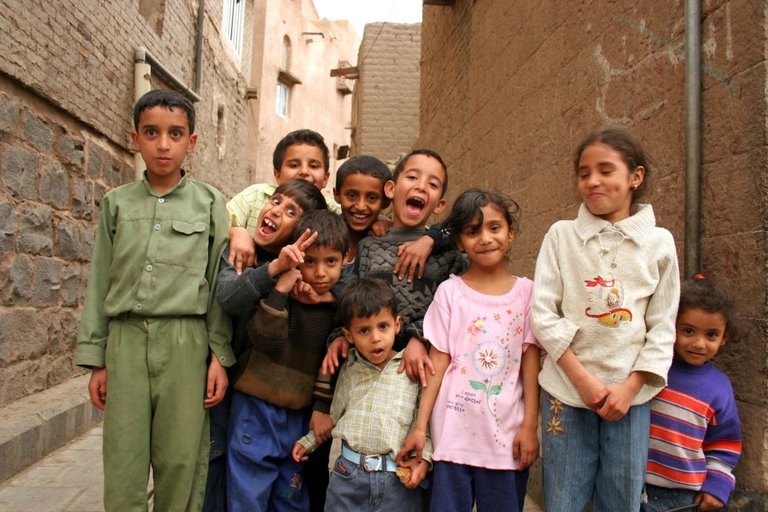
[87, 367, 107, 410]
[322, 337, 350, 375]
[512, 424, 539, 468]
[275, 268, 302, 294]
[397, 337, 434, 387]
[574, 371, 608, 411]
[393, 236, 435, 282]
[695, 491, 725, 511]
[368, 218, 392, 237]
[396, 429, 426, 465]
[401, 458, 430, 489]
[270, 229, 318, 275]
[596, 381, 636, 421]
[292, 442, 309, 463]
[227, 227, 257, 274]
[309, 411, 334, 444]
[204, 355, 228, 408]
[291, 281, 331, 304]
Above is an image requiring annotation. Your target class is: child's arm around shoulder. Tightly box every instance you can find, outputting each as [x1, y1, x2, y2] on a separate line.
[205, 186, 236, 368]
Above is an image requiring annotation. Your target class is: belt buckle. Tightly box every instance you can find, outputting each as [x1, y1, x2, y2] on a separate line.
[363, 454, 384, 472]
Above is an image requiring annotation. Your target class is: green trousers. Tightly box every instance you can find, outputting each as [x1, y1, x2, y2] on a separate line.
[103, 316, 210, 512]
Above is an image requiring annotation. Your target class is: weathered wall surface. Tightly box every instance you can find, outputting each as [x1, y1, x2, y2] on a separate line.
[418, 0, 767, 506]
[352, 23, 421, 165]
[0, 0, 253, 406]
[247, 0, 358, 193]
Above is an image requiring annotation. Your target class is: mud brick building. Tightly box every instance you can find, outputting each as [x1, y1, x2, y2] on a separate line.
[417, 1, 767, 507]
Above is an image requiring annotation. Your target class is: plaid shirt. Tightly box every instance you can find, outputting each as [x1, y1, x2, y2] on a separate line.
[226, 182, 341, 233]
[297, 349, 432, 462]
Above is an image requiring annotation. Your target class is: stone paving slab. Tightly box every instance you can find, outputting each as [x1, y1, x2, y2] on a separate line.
[0, 424, 543, 511]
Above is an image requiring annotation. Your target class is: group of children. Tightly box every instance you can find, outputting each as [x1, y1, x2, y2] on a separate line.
[76, 89, 743, 512]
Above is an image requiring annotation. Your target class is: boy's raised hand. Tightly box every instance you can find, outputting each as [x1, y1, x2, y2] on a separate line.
[393, 236, 436, 283]
[227, 226, 257, 274]
[204, 354, 228, 408]
[87, 367, 107, 411]
[398, 336, 435, 388]
[368, 218, 392, 237]
[268, 228, 318, 277]
[321, 336, 350, 376]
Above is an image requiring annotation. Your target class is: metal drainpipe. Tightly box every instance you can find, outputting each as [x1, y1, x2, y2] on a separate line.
[132, 0, 205, 179]
[684, 0, 702, 277]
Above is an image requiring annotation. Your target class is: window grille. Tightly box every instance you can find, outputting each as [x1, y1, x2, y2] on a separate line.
[222, 0, 244, 56]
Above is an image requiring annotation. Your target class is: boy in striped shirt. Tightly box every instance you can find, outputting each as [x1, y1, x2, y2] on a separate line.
[643, 276, 742, 512]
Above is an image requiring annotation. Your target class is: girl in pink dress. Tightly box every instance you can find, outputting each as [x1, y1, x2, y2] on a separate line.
[397, 188, 541, 512]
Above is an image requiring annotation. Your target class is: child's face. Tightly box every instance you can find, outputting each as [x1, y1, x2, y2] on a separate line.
[457, 204, 514, 271]
[673, 308, 727, 366]
[577, 142, 644, 224]
[274, 143, 329, 189]
[131, 106, 197, 190]
[342, 308, 401, 369]
[385, 154, 447, 229]
[334, 173, 386, 234]
[298, 245, 344, 294]
[253, 193, 303, 253]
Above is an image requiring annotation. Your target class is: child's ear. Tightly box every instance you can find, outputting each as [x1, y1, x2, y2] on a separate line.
[432, 198, 447, 215]
[384, 180, 396, 200]
[381, 195, 392, 209]
[394, 315, 402, 334]
[130, 131, 139, 148]
[341, 327, 354, 344]
[273, 169, 282, 185]
[187, 133, 198, 154]
[631, 165, 645, 190]
[333, 187, 341, 203]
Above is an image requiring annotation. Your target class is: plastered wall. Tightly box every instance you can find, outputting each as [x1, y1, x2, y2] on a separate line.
[417, 0, 767, 506]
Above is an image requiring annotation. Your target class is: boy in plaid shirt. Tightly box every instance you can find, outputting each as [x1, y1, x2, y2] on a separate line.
[293, 278, 431, 511]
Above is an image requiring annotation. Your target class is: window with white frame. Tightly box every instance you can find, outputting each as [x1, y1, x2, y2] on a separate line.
[222, 0, 245, 56]
[276, 82, 289, 118]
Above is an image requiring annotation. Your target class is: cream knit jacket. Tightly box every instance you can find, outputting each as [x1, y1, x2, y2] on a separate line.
[532, 204, 680, 408]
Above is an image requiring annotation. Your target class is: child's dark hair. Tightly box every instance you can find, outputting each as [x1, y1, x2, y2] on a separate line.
[443, 188, 520, 247]
[133, 89, 196, 133]
[292, 210, 350, 255]
[574, 128, 651, 200]
[679, 275, 737, 340]
[335, 155, 392, 191]
[273, 129, 330, 173]
[274, 179, 326, 214]
[393, 149, 449, 197]
[337, 278, 398, 329]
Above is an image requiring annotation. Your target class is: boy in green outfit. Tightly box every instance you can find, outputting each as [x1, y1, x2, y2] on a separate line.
[76, 89, 233, 511]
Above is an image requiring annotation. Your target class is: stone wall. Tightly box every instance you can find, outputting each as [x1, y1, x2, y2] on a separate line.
[0, 0, 253, 406]
[418, 0, 767, 506]
[352, 23, 421, 165]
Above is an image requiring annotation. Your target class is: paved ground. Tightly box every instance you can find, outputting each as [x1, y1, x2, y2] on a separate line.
[0, 425, 543, 511]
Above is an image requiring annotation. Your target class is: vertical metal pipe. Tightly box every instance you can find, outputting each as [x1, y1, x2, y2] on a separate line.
[133, 58, 152, 180]
[194, 0, 205, 93]
[684, 0, 702, 277]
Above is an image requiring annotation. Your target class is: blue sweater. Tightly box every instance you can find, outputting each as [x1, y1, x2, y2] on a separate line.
[646, 358, 742, 504]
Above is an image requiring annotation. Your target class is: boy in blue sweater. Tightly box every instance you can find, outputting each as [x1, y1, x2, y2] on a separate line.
[643, 276, 742, 512]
